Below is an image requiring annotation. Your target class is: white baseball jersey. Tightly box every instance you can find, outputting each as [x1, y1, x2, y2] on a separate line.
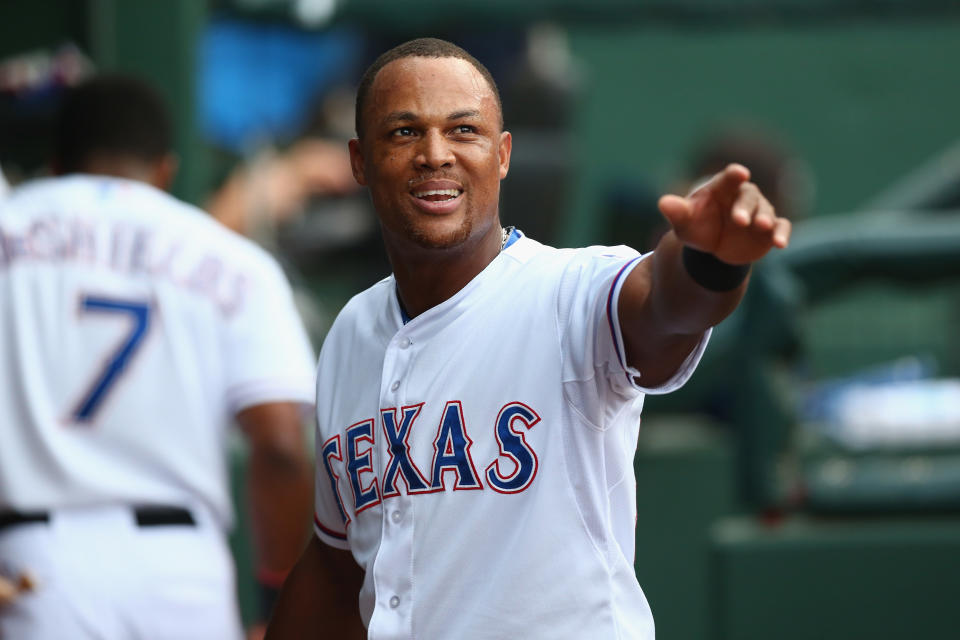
[0, 175, 316, 528]
[312, 231, 710, 639]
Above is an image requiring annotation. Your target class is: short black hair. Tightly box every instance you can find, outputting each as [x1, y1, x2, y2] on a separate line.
[354, 37, 503, 138]
[55, 74, 172, 173]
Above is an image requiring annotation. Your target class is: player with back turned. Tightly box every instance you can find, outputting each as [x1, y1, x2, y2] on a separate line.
[266, 38, 791, 639]
[0, 75, 316, 639]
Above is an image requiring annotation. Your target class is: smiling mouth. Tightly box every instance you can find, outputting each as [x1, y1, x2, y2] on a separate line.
[411, 188, 463, 202]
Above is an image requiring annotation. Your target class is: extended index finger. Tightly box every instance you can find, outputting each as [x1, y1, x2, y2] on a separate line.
[694, 163, 751, 204]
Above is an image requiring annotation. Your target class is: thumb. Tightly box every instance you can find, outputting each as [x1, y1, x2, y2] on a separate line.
[658, 194, 692, 230]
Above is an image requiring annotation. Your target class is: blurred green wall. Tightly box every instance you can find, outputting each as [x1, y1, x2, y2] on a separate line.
[566, 18, 960, 243]
[87, 0, 209, 205]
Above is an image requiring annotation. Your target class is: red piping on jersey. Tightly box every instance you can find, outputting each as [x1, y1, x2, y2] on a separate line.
[314, 513, 347, 540]
[606, 256, 643, 378]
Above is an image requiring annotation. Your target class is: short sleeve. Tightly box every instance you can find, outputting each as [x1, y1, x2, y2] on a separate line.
[606, 257, 712, 396]
[222, 255, 316, 413]
[557, 245, 711, 427]
[558, 245, 645, 392]
[313, 422, 351, 549]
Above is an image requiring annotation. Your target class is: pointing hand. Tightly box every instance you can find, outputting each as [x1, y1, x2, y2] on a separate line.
[657, 163, 791, 265]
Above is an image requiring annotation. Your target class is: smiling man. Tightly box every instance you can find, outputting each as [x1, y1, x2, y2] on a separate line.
[266, 38, 790, 640]
[348, 46, 512, 322]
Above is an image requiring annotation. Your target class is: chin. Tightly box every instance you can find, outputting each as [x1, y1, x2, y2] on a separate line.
[404, 218, 474, 251]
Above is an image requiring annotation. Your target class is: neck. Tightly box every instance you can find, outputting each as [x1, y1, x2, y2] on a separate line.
[389, 223, 504, 319]
[70, 153, 171, 191]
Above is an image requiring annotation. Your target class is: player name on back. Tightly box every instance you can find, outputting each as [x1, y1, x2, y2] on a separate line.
[0, 180, 250, 317]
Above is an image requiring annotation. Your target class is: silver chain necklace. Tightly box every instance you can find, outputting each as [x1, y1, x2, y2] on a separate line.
[500, 226, 514, 250]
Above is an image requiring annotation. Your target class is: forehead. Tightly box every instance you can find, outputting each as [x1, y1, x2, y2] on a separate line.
[366, 56, 498, 126]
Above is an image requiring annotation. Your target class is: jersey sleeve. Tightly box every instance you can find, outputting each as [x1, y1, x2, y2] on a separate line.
[312, 344, 351, 549]
[557, 246, 711, 426]
[312, 445, 351, 549]
[222, 254, 316, 413]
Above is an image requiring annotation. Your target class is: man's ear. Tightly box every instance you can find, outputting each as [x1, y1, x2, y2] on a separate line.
[498, 130, 512, 180]
[348, 139, 367, 186]
[151, 153, 179, 192]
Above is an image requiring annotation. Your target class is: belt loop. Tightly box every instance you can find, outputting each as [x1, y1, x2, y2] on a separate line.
[0, 511, 50, 531]
[133, 506, 195, 527]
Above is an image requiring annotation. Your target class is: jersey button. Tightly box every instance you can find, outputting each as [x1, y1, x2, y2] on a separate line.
[399, 337, 411, 348]
[389, 595, 400, 609]
[390, 380, 400, 391]
[391, 510, 402, 523]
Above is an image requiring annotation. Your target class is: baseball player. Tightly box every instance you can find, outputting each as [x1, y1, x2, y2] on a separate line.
[266, 38, 790, 640]
[0, 75, 316, 639]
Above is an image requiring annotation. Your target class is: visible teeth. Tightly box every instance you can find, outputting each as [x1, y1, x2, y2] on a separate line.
[413, 189, 461, 198]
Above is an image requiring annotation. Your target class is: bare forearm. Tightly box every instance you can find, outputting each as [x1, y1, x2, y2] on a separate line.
[618, 232, 748, 387]
[648, 230, 748, 336]
[266, 537, 366, 639]
[248, 446, 314, 573]
[237, 402, 315, 579]
[206, 171, 250, 235]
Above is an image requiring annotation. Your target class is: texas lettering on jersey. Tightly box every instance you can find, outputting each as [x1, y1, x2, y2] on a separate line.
[321, 400, 541, 525]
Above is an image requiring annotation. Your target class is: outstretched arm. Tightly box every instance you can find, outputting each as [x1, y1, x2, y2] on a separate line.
[619, 163, 792, 387]
[264, 536, 367, 639]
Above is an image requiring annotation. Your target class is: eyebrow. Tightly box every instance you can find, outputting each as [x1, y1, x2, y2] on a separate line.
[448, 109, 480, 120]
[382, 109, 482, 125]
[383, 111, 417, 125]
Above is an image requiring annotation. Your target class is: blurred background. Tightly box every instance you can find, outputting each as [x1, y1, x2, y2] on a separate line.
[2, 1, 959, 637]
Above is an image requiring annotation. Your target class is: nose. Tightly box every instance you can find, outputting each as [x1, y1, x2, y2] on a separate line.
[415, 129, 455, 170]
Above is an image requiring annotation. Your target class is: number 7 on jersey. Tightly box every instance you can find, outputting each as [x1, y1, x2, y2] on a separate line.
[72, 296, 153, 423]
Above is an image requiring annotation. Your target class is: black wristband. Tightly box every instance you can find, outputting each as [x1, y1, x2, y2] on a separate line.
[257, 580, 281, 621]
[681, 246, 750, 292]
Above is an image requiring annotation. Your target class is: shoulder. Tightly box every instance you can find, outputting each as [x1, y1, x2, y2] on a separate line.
[1, 176, 63, 214]
[316, 277, 393, 368]
[126, 182, 285, 275]
[504, 233, 642, 279]
[327, 276, 393, 331]
[105, 177, 288, 280]
[565, 243, 643, 266]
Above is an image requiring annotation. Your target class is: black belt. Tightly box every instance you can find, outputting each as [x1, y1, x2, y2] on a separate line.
[0, 506, 195, 531]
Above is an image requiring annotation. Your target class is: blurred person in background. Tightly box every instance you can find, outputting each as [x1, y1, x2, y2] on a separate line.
[199, 17, 364, 241]
[203, 94, 366, 353]
[206, 135, 358, 238]
[684, 126, 812, 224]
[0, 74, 316, 639]
[605, 125, 812, 255]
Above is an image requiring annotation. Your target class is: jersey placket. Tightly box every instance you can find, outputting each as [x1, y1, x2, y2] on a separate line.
[370, 330, 418, 639]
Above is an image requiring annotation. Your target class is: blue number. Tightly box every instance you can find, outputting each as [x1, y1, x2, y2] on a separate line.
[73, 296, 152, 422]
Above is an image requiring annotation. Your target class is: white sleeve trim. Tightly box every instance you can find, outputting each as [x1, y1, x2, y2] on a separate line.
[633, 328, 712, 395]
[313, 514, 351, 550]
[606, 253, 644, 381]
[226, 377, 315, 413]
